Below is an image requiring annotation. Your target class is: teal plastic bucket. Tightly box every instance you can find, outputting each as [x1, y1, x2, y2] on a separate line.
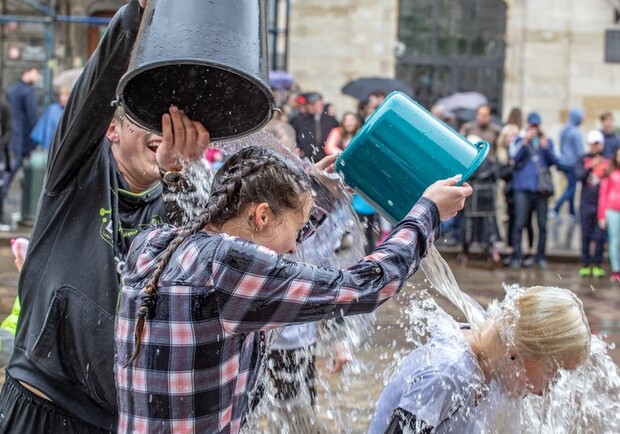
[335, 91, 489, 224]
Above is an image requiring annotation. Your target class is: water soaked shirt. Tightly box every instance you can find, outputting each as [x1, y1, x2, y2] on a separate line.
[115, 198, 439, 434]
[368, 334, 485, 434]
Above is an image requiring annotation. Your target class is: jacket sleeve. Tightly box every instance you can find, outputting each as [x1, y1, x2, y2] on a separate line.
[598, 177, 610, 221]
[542, 141, 557, 166]
[511, 138, 529, 166]
[213, 198, 440, 335]
[0, 103, 12, 151]
[575, 156, 589, 183]
[45, 0, 142, 193]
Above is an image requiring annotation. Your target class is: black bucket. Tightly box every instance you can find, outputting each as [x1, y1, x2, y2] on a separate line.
[116, 0, 275, 140]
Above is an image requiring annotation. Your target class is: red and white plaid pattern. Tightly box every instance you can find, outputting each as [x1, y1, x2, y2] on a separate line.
[115, 198, 439, 433]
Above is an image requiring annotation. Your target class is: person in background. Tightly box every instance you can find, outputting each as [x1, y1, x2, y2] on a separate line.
[600, 111, 620, 159]
[509, 112, 557, 269]
[460, 104, 501, 153]
[291, 92, 338, 162]
[30, 86, 71, 150]
[504, 107, 523, 130]
[368, 286, 590, 434]
[576, 130, 609, 278]
[497, 121, 535, 267]
[598, 147, 620, 282]
[323, 102, 337, 118]
[0, 98, 12, 225]
[366, 90, 387, 121]
[324, 111, 361, 155]
[549, 108, 584, 222]
[458, 134, 500, 267]
[356, 100, 369, 125]
[431, 104, 457, 130]
[6, 67, 40, 186]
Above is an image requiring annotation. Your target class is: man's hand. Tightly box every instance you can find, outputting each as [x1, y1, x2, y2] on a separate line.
[421, 175, 473, 221]
[139, 0, 148, 10]
[157, 106, 210, 172]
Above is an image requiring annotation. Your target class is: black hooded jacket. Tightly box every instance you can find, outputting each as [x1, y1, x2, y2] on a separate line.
[7, 2, 168, 430]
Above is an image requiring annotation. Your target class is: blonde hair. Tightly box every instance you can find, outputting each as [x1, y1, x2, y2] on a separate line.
[496, 286, 591, 369]
[496, 124, 519, 164]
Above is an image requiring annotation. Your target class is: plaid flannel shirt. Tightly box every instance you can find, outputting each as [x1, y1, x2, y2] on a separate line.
[115, 198, 439, 433]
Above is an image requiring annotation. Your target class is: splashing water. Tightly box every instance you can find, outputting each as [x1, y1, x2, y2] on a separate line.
[416, 244, 620, 433]
[420, 245, 488, 329]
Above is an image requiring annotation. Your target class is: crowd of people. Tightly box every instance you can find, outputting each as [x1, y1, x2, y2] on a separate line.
[265, 76, 620, 282]
[0, 66, 70, 227]
[0, 1, 600, 433]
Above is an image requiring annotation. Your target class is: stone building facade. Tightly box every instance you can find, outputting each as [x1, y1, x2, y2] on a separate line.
[3, 0, 620, 138]
[288, 0, 620, 137]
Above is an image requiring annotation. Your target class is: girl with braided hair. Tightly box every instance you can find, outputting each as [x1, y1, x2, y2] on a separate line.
[115, 145, 472, 433]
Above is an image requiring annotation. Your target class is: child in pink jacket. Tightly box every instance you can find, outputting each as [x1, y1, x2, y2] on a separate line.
[598, 147, 620, 281]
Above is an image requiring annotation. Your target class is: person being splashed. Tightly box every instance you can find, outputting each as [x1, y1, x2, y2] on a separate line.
[368, 285, 591, 434]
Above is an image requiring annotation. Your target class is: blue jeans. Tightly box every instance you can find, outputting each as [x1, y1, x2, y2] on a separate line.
[606, 209, 620, 273]
[553, 164, 577, 216]
[511, 191, 549, 261]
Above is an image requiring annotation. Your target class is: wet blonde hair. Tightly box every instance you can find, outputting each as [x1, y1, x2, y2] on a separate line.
[495, 286, 591, 369]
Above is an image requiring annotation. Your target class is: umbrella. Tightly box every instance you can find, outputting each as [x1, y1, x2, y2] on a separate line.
[53, 67, 83, 90]
[341, 76, 414, 101]
[269, 70, 294, 90]
[434, 91, 487, 113]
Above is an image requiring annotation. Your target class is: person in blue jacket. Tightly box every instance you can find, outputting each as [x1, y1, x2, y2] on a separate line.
[508, 112, 557, 269]
[549, 108, 584, 221]
[30, 87, 70, 150]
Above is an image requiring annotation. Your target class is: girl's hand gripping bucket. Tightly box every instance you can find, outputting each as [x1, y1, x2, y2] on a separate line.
[335, 91, 489, 224]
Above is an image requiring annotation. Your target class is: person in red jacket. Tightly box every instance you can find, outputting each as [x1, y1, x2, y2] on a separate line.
[598, 146, 620, 281]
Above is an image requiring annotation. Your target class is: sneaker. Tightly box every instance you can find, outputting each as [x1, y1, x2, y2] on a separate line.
[547, 210, 558, 220]
[522, 256, 535, 268]
[509, 259, 521, 270]
[610, 272, 620, 283]
[578, 267, 592, 277]
[537, 259, 548, 269]
[592, 266, 606, 278]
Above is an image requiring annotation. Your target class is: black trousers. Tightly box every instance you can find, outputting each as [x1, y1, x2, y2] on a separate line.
[0, 374, 112, 434]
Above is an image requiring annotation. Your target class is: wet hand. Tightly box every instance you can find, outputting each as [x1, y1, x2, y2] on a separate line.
[314, 153, 338, 172]
[157, 106, 210, 171]
[421, 175, 473, 221]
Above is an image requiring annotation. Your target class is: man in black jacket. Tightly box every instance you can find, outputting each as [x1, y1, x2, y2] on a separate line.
[291, 92, 338, 162]
[0, 1, 211, 432]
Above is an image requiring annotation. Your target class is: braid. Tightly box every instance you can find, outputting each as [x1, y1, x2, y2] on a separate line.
[126, 146, 310, 367]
